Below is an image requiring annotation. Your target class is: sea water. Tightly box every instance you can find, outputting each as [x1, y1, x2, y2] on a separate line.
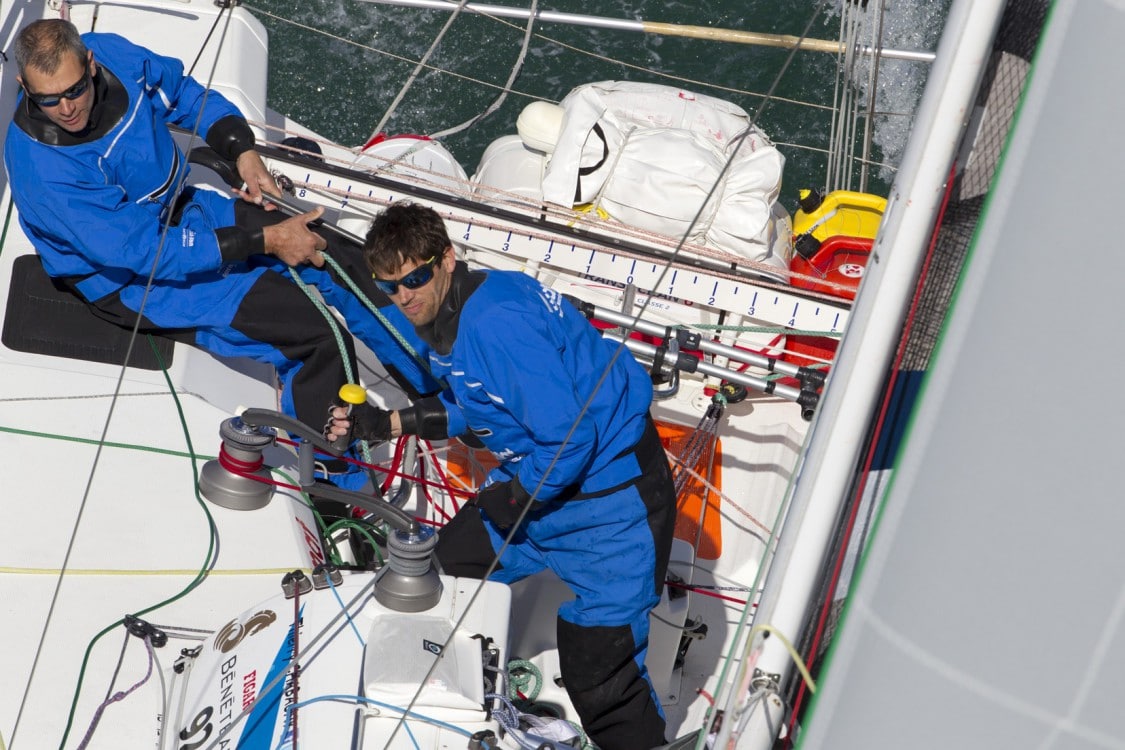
[250, 0, 949, 211]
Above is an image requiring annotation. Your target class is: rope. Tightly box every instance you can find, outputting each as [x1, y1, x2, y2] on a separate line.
[665, 451, 771, 538]
[429, 0, 538, 139]
[672, 400, 724, 499]
[366, 0, 473, 143]
[285, 266, 355, 380]
[75, 635, 156, 749]
[58, 337, 221, 749]
[0, 391, 178, 402]
[487, 692, 592, 750]
[23, 0, 239, 735]
[506, 658, 541, 702]
[486, 692, 522, 730]
[283, 261, 381, 472]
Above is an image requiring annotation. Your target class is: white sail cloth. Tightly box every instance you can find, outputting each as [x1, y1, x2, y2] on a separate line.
[535, 81, 790, 267]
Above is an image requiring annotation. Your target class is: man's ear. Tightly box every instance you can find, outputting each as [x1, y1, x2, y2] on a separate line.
[86, 50, 95, 76]
[440, 244, 457, 272]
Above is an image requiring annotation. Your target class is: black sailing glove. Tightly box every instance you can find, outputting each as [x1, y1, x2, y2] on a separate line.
[474, 477, 542, 530]
[324, 402, 394, 444]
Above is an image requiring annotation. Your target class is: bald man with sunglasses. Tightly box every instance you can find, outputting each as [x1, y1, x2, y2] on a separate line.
[5, 20, 442, 471]
[327, 201, 678, 750]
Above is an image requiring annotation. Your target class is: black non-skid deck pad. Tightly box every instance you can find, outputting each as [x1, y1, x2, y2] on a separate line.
[3, 254, 175, 370]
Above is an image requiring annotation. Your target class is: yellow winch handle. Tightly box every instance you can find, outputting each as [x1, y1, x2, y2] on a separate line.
[338, 383, 367, 406]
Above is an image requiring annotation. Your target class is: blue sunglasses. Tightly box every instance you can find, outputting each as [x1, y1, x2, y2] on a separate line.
[25, 71, 91, 108]
[373, 254, 439, 295]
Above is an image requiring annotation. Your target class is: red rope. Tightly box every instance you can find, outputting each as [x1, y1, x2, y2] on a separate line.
[424, 440, 462, 513]
[227, 437, 477, 519]
[217, 444, 264, 473]
[381, 434, 408, 495]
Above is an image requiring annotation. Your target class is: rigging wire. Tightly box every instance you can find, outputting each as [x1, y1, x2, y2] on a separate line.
[427, 0, 537, 139]
[365, 0, 473, 143]
[245, 3, 837, 117]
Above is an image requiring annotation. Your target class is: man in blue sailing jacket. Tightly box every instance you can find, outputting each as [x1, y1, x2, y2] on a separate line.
[4, 20, 439, 451]
[327, 201, 677, 750]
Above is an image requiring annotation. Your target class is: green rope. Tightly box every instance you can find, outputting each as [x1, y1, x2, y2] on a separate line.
[324, 518, 387, 565]
[0, 424, 205, 458]
[286, 266, 355, 378]
[284, 264, 377, 470]
[507, 658, 542, 702]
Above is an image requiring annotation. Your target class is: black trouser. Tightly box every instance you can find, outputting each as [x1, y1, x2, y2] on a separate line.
[80, 203, 379, 427]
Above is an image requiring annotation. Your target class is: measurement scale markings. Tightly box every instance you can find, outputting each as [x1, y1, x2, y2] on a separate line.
[343, 198, 854, 330]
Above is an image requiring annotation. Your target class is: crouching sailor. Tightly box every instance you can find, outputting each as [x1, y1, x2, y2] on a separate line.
[326, 201, 678, 750]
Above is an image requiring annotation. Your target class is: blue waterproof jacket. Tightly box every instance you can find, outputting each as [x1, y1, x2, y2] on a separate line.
[424, 265, 652, 502]
[4, 32, 242, 303]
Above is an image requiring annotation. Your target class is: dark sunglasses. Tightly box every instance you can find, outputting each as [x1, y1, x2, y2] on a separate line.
[373, 254, 439, 295]
[25, 71, 91, 108]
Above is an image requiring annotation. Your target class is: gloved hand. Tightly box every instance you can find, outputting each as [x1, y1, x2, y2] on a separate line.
[474, 477, 541, 530]
[324, 402, 394, 444]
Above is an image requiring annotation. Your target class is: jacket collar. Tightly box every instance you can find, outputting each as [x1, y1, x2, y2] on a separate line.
[14, 63, 127, 146]
[416, 260, 486, 356]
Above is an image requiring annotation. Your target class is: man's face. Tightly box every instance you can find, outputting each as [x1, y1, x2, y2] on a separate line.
[19, 50, 95, 133]
[377, 248, 455, 326]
